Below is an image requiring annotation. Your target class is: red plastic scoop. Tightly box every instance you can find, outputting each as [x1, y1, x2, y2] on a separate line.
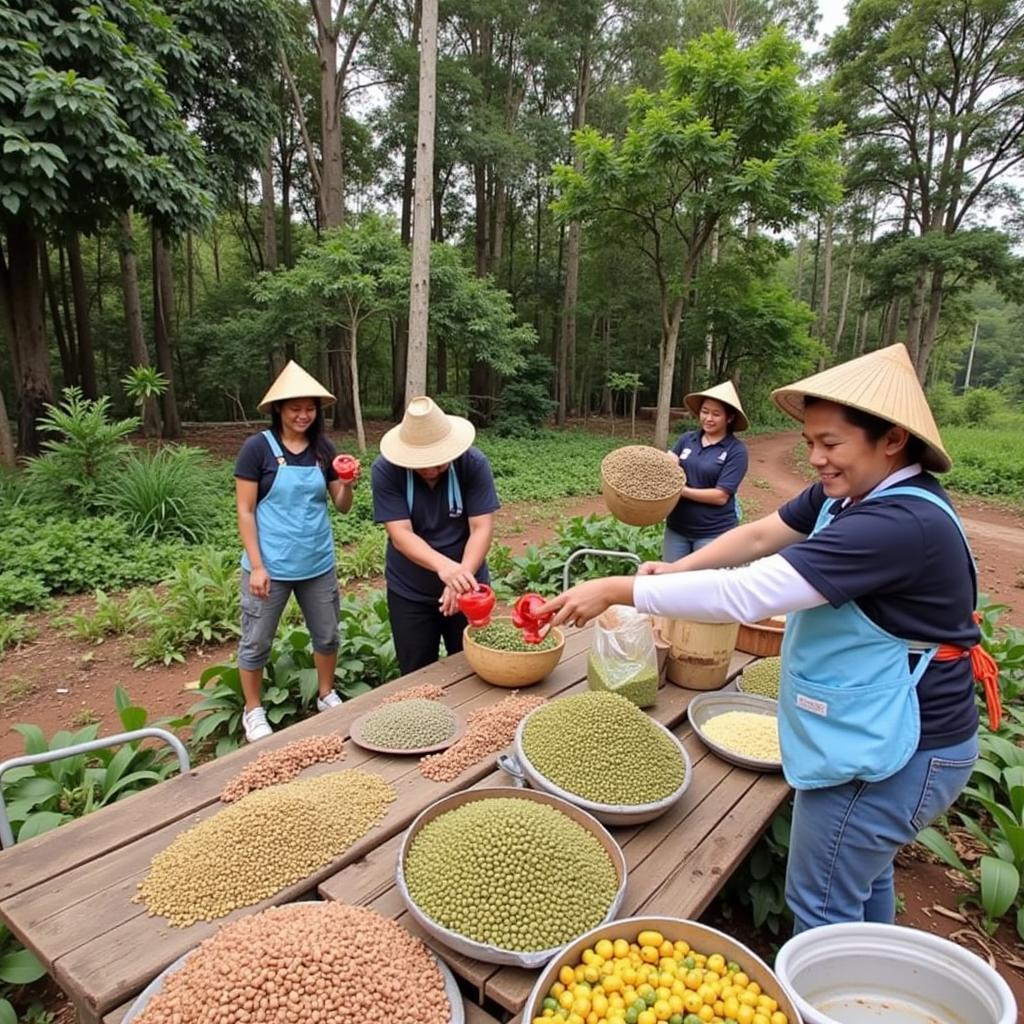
[458, 584, 495, 627]
[332, 454, 359, 481]
[511, 592, 552, 645]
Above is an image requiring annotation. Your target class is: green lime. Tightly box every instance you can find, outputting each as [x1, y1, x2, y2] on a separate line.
[683, 1016, 703, 1024]
[542, 998, 559, 1012]
[625, 1008, 639, 1024]
[669, 1016, 684, 1024]
[643, 990, 657, 1007]
[683, 956, 696, 969]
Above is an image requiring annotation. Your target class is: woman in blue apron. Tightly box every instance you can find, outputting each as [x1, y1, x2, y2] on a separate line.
[539, 344, 1000, 932]
[662, 381, 749, 560]
[234, 362, 359, 742]
[371, 397, 500, 674]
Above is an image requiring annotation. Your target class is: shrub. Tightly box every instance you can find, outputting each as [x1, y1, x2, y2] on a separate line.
[962, 387, 1001, 426]
[493, 354, 558, 437]
[101, 445, 223, 541]
[22, 387, 138, 515]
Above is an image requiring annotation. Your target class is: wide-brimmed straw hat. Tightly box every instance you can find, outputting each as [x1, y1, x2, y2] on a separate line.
[771, 343, 951, 473]
[684, 381, 749, 432]
[379, 396, 476, 469]
[258, 361, 335, 413]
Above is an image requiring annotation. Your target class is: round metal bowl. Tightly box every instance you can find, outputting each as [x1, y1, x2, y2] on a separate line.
[462, 617, 566, 687]
[776, 922, 1016, 1024]
[523, 915, 803, 1024]
[122, 901, 464, 1023]
[498, 704, 693, 826]
[687, 692, 782, 772]
[396, 786, 627, 969]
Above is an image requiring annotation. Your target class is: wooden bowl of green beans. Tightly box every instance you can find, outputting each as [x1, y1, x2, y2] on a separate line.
[462, 617, 565, 687]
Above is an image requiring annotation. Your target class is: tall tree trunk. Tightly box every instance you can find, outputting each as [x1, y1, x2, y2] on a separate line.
[833, 240, 855, 355]
[67, 232, 97, 398]
[704, 223, 720, 371]
[0, 383, 14, 468]
[809, 218, 821, 312]
[41, 245, 75, 386]
[315, 0, 344, 230]
[349, 319, 367, 452]
[815, 214, 834, 352]
[793, 231, 804, 301]
[654, 296, 685, 450]
[473, 161, 488, 276]
[186, 232, 195, 315]
[915, 269, 945, 382]
[151, 225, 181, 437]
[57, 244, 77, 374]
[853, 274, 868, 355]
[2, 221, 53, 456]
[405, 0, 438, 404]
[392, 124, 416, 418]
[261, 141, 277, 271]
[117, 212, 161, 436]
[903, 271, 927, 364]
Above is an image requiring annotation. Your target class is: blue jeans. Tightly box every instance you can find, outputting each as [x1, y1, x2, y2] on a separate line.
[662, 528, 715, 561]
[785, 733, 978, 933]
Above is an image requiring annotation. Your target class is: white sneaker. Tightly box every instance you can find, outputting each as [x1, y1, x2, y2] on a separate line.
[242, 706, 273, 742]
[317, 691, 343, 711]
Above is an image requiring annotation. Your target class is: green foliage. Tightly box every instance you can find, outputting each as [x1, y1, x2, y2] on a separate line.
[23, 388, 138, 515]
[121, 366, 169, 405]
[944, 428, 1024, 503]
[58, 590, 134, 644]
[335, 528, 386, 585]
[493, 354, 558, 437]
[129, 549, 241, 666]
[962, 388, 1002, 426]
[101, 446, 224, 541]
[1, 688, 181, 843]
[721, 803, 793, 935]
[188, 591, 397, 755]
[0, 923, 46, 1024]
[0, 616, 37, 660]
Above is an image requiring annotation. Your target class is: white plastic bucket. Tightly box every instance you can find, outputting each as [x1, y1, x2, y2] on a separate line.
[775, 922, 1017, 1024]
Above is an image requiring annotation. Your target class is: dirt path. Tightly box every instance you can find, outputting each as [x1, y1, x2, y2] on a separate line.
[2, 432, 1021, 763]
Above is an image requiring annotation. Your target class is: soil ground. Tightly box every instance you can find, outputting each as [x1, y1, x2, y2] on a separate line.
[3, 425, 1023, 1017]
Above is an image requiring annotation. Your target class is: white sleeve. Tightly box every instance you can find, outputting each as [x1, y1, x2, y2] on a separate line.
[633, 554, 827, 623]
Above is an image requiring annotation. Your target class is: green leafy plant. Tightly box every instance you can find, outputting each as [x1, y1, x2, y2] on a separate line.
[0, 616, 36, 660]
[493, 354, 558, 437]
[22, 388, 138, 516]
[59, 590, 135, 643]
[129, 548, 241, 666]
[1, 688, 181, 843]
[0, 923, 47, 1024]
[121, 365, 169, 405]
[335, 528, 386, 585]
[101, 446, 223, 542]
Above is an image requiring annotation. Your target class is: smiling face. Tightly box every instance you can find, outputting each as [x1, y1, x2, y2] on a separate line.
[802, 400, 913, 499]
[699, 399, 732, 438]
[279, 398, 318, 436]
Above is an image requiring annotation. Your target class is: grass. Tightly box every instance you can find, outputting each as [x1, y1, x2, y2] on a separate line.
[0, 614, 37, 659]
[0, 675, 38, 708]
[71, 708, 100, 727]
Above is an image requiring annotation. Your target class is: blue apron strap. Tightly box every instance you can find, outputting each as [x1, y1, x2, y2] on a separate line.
[406, 469, 414, 514]
[448, 464, 463, 516]
[262, 429, 286, 465]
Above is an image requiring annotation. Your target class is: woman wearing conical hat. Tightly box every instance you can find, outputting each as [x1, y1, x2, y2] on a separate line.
[539, 344, 1000, 933]
[662, 381, 750, 561]
[371, 397, 500, 674]
[234, 361, 360, 743]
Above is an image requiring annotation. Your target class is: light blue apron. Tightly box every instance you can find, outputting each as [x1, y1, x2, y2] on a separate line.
[240, 430, 334, 581]
[780, 485, 975, 790]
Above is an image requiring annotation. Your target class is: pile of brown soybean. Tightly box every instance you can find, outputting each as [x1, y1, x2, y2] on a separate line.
[136, 771, 395, 926]
[601, 446, 684, 500]
[220, 734, 346, 802]
[132, 902, 451, 1024]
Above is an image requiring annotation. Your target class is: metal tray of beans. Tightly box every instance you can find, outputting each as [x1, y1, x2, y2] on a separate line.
[686, 692, 783, 772]
[521, 915, 803, 1024]
[396, 787, 628, 969]
[122, 901, 465, 1023]
[499, 696, 693, 826]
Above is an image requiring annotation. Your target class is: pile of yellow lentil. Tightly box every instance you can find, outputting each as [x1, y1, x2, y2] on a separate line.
[534, 927, 789, 1024]
[699, 712, 780, 763]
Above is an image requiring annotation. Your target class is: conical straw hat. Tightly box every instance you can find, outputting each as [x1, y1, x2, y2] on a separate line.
[684, 381, 749, 432]
[257, 361, 335, 412]
[771, 344, 951, 473]
[379, 396, 476, 469]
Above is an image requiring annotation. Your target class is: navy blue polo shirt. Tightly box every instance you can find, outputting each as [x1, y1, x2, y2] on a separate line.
[235, 431, 338, 503]
[666, 430, 748, 538]
[371, 447, 501, 603]
[778, 474, 979, 750]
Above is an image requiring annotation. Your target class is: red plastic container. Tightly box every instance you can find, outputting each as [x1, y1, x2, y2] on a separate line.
[511, 593, 552, 645]
[458, 584, 495, 628]
[332, 454, 359, 481]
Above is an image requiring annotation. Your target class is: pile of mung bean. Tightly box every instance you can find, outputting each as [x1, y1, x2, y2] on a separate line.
[419, 692, 546, 782]
[739, 656, 781, 700]
[136, 770, 395, 926]
[700, 711, 781, 763]
[131, 902, 451, 1024]
[470, 620, 559, 652]
[220, 734, 346, 802]
[381, 683, 446, 704]
[522, 692, 686, 805]
[587, 654, 659, 708]
[601, 446, 684, 501]
[404, 797, 619, 951]
[359, 698, 457, 750]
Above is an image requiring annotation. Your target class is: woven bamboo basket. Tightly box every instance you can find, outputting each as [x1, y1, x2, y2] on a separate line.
[462, 618, 565, 687]
[735, 617, 785, 657]
[600, 447, 684, 527]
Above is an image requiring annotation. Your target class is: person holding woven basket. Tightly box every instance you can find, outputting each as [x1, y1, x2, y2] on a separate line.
[662, 381, 749, 561]
[539, 344, 1000, 933]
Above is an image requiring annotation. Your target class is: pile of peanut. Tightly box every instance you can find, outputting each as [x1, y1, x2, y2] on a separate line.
[133, 902, 451, 1024]
[136, 771, 395, 926]
[380, 683, 446, 704]
[220, 734, 346, 802]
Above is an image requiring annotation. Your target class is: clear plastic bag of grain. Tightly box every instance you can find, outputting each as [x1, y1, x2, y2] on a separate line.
[586, 605, 659, 708]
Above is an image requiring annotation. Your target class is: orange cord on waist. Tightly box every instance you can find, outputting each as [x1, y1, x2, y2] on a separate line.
[935, 612, 1002, 731]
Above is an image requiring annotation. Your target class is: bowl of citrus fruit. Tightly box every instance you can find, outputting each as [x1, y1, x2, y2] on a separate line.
[524, 916, 801, 1024]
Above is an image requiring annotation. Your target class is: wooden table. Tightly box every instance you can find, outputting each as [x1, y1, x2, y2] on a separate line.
[0, 628, 788, 1024]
